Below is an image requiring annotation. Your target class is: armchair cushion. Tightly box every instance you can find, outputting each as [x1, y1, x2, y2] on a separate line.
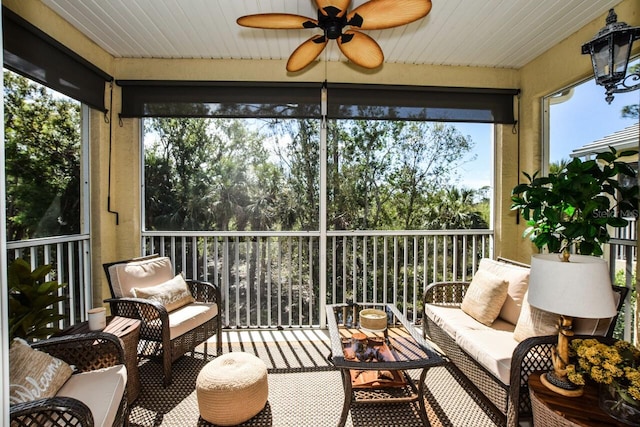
[57, 364, 127, 427]
[9, 338, 73, 404]
[145, 302, 219, 340]
[461, 269, 509, 326]
[132, 274, 195, 312]
[107, 255, 174, 298]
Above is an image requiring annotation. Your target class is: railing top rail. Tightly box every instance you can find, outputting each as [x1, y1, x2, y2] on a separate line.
[7, 233, 91, 249]
[142, 229, 494, 238]
[327, 229, 494, 237]
[143, 230, 321, 237]
[609, 238, 638, 246]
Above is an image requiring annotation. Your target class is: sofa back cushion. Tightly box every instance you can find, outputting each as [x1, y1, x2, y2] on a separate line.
[573, 289, 622, 335]
[461, 269, 509, 326]
[514, 288, 622, 341]
[107, 256, 175, 298]
[477, 258, 530, 325]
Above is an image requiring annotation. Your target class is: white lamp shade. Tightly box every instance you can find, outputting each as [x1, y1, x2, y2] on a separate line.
[528, 254, 616, 319]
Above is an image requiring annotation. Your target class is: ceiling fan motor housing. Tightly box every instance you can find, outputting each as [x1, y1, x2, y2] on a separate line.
[318, 6, 347, 40]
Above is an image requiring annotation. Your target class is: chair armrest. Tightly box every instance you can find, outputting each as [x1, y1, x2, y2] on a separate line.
[187, 279, 221, 304]
[423, 281, 470, 306]
[11, 396, 94, 426]
[104, 296, 170, 323]
[33, 332, 125, 372]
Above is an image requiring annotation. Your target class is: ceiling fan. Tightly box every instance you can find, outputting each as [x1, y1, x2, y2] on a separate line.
[237, 0, 432, 72]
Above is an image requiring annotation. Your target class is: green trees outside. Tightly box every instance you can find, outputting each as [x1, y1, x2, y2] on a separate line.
[4, 72, 81, 241]
[144, 117, 487, 232]
[5, 71, 490, 326]
[142, 116, 487, 324]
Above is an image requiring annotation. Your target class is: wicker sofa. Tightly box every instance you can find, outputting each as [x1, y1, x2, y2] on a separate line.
[10, 332, 128, 427]
[422, 257, 627, 427]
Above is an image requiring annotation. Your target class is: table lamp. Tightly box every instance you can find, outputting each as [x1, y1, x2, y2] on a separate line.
[527, 253, 617, 397]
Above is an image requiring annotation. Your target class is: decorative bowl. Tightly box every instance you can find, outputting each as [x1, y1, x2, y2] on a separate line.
[359, 309, 387, 332]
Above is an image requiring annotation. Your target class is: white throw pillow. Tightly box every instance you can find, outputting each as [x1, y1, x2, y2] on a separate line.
[9, 338, 73, 404]
[513, 292, 558, 342]
[132, 274, 195, 312]
[476, 259, 530, 325]
[461, 269, 509, 326]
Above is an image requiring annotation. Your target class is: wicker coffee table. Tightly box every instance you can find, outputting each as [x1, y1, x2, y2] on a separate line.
[326, 303, 446, 427]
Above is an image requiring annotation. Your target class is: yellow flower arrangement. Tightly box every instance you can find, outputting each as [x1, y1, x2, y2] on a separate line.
[566, 338, 640, 406]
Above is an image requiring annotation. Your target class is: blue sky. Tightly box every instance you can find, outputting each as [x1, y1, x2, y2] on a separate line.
[457, 59, 639, 190]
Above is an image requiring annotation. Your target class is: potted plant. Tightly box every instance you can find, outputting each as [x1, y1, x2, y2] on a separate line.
[8, 258, 68, 341]
[511, 147, 638, 259]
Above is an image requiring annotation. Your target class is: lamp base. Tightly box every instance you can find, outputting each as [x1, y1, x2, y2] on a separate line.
[540, 372, 584, 397]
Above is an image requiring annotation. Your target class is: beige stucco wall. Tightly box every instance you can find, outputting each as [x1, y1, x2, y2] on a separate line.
[4, 0, 639, 298]
[514, 0, 640, 265]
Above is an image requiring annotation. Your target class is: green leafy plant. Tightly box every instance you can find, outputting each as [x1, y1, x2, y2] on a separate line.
[8, 258, 68, 341]
[511, 147, 638, 257]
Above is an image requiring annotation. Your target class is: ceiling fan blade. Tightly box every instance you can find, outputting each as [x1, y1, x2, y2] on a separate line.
[315, 0, 351, 16]
[347, 0, 432, 30]
[337, 30, 383, 69]
[287, 35, 328, 72]
[237, 14, 317, 29]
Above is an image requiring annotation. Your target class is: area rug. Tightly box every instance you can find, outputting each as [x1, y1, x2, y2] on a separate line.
[128, 331, 499, 426]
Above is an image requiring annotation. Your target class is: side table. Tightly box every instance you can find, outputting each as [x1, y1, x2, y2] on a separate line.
[59, 315, 141, 403]
[529, 371, 630, 427]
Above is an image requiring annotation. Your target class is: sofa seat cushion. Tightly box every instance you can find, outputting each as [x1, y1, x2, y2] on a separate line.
[455, 326, 518, 385]
[424, 304, 489, 340]
[56, 364, 127, 427]
[146, 302, 219, 340]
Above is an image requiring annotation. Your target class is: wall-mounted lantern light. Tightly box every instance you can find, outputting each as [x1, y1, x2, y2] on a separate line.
[581, 8, 640, 103]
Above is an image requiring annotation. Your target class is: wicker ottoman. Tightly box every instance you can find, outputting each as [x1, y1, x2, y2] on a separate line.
[196, 352, 268, 426]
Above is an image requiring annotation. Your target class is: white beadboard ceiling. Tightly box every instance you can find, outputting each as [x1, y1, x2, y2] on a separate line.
[41, 0, 626, 69]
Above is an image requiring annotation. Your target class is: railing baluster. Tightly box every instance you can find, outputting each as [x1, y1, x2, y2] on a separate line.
[373, 237, 378, 304]
[413, 236, 418, 323]
[403, 236, 409, 317]
[362, 236, 368, 304]
[266, 238, 272, 327]
[383, 236, 388, 304]
[298, 237, 303, 326]
[308, 236, 313, 327]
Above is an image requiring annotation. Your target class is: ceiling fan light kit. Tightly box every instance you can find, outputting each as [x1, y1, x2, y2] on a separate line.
[237, 0, 432, 72]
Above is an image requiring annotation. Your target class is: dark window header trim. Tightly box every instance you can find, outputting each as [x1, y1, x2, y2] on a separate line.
[3, 6, 112, 112]
[116, 80, 518, 124]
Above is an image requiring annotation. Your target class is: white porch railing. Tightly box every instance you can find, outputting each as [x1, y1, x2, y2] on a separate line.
[6, 234, 92, 329]
[5, 231, 636, 342]
[141, 230, 494, 328]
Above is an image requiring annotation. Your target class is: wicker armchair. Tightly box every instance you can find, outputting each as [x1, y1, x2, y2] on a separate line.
[103, 254, 222, 386]
[10, 332, 128, 427]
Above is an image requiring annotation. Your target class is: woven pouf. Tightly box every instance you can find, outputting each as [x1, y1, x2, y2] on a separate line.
[196, 352, 269, 426]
